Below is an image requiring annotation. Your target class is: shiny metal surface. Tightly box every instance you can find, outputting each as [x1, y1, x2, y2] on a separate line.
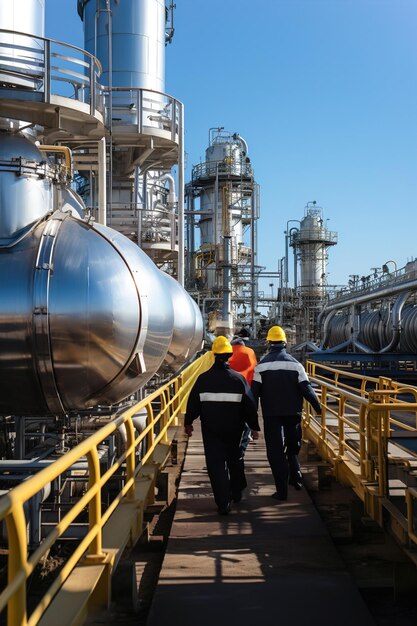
[325, 304, 417, 353]
[0, 135, 53, 244]
[292, 210, 337, 296]
[80, 0, 166, 91]
[0, 0, 44, 89]
[159, 272, 203, 372]
[0, 207, 202, 416]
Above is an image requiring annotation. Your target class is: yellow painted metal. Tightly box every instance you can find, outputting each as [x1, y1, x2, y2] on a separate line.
[0, 351, 214, 626]
[304, 361, 417, 537]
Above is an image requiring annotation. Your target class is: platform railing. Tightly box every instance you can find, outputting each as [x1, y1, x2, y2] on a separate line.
[0, 351, 213, 626]
[0, 29, 103, 116]
[305, 361, 417, 544]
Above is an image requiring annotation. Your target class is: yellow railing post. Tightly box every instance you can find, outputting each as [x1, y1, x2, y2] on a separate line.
[320, 387, 327, 446]
[6, 506, 28, 626]
[338, 396, 345, 458]
[125, 416, 136, 499]
[87, 448, 104, 558]
[358, 405, 368, 480]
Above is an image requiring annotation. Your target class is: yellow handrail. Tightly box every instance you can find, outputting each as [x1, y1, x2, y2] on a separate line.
[0, 351, 213, 626]
[304, 360, 417, 544]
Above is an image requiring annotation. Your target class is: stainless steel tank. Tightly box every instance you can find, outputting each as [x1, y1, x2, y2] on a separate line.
[0, 0, 45, 89]
[159, 272, 203, 372]
[0, 134, 53, 244]
[78, 0, 166, 91]
[0, 138, 203, 416]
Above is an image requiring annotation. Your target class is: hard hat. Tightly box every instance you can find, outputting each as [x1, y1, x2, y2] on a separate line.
[212, 335, 233, 354]
[266, 326, 287, 342]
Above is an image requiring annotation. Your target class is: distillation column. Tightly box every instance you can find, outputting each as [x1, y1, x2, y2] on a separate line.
[77, 0, 183, 278]
[289, 202, 337, 344]
[185, 130, 260, 337]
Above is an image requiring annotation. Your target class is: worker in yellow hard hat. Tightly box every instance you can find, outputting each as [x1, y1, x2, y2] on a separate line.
[251, 326, 321, 501]
[184, 335, 260, 515]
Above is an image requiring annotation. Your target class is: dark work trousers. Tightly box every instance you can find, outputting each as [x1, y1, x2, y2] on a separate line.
[263, 415, 302, 498]
[202, 427, 246, 509]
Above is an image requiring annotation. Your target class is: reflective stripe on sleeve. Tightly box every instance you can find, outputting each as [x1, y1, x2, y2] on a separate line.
[253, 370, 262, 383]
[199, 392, 243, 403]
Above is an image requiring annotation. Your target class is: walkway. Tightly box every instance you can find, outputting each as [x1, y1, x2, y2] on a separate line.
[147, 423, 375, 626]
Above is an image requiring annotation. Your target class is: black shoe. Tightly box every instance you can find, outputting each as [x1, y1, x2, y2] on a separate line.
[289, 472, 303, 491]
[218, 502, 231, 515]
[231, 491, 242, 503]
[271, 492, 287, 501]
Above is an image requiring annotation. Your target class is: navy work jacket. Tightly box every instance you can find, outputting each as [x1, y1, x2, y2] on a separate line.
[251, 345, 321, 418]
[185, 360, 260, 435]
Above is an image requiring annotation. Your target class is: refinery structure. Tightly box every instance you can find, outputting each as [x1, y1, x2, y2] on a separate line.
[0, 0, 416, 438]
[0, 1, 417, 623]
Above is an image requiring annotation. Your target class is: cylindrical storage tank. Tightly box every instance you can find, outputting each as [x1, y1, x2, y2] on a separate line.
[0, 211, 179, 416]
[78, 0, 166, 92]
[159, 272, 203, 373]
[0, 0, 45, 89]
[0, 135, 53, 244]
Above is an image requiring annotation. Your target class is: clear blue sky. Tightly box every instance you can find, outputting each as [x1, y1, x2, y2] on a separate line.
[46, 0, 417, 292]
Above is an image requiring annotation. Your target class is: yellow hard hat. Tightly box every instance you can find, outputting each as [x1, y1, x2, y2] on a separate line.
[212, 335, 233, 354]
[266, 325, 287, 342]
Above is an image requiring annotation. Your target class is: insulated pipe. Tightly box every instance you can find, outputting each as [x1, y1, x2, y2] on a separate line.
[321, 309, 337, 348]
[232, 133, 249, 156]
[38, 146, 73, 180]
[97, 137, 106, 225]
[322, 278, 417, 314]
[157, 173, 177, 205]
[178, 101, 185, 285]
[379, 290, 410, 353]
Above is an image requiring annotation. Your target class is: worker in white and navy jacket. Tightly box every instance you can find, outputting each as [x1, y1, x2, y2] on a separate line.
[185, 336, 260, 515]
[251, 326, 321, 501]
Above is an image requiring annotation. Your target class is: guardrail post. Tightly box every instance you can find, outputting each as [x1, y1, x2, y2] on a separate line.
[138, 90, 143, 134]
[358, 405, 368, 480]
[161, 391, 168, 444]
[6, 507, 28, 626]
[44, 39, 51, 103]
[338, 396, 345, 457]
[90, 61, 96, 115]
[125, 417, 136, 499]
[320, 387, 327, 446]
[87, 448, 103, 558]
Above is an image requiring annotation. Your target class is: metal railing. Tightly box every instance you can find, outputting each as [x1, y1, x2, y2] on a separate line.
[192, 159, 253, 181]
[0, 29, 103, 116]
[0, 351, 213, 626]
[106, 87, 181, 141]
[305, 361, 417, 542]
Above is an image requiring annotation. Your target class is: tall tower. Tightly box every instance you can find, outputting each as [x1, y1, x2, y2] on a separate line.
[289, 202, 337, 344]
[185, 129, 260, 337]
[77, 0, 183, 279]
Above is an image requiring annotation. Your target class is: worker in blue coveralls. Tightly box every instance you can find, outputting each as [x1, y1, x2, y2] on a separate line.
[251, 325, 321, 501]
[184, 336, 260, 515]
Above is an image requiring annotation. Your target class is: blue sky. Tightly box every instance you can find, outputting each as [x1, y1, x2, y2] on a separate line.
[46, 0, 417, 293]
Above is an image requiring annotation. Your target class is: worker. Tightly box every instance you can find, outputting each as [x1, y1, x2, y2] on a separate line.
[229, 328, 258, 457]
[229, 328, 257, 384]
[251, 325, 321, 501]
[184, 336, 260, 515]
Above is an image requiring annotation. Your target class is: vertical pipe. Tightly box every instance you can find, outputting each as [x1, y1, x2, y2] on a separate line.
[222, 236, 232, 332]
[214, 163, 219, 246]
[97, 137, 107, 225]
[250, 186, 256, 338]
[177, 101, 185, 286]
